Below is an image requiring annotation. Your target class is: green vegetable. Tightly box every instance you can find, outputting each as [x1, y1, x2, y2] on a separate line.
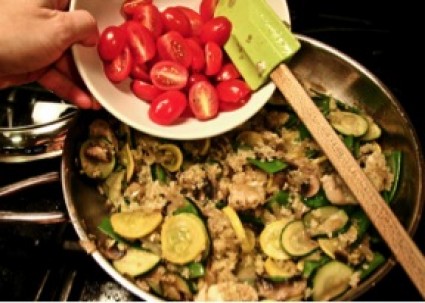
[266, 190, 290, 212]
[151, 163, 168, 184]
[302, 255, 331, 279]
[247, 158, 287, 174]
[350, 208, 371, 245]
[312, 261, 354, 300]
[113, 248, 160, 277]
[303, 190, 331, 208]
[187, 262, 206, 279]
[382, 151, 403, 204]
[360, 252, 386, 280]
[328, 111, 369, 137]
[174, 198, 201, 217]
[79, 138, 116, 179]
[98, 217, 129, 244]
[281, 220, 319, 257]
[312, 94, 331, 116]
[303, 206, 350, 238]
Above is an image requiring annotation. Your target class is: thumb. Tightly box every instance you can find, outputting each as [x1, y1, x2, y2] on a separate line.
[57, 9, 99, 47]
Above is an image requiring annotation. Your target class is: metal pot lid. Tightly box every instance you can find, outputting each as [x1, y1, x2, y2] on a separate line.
[0, 83, 77, 163]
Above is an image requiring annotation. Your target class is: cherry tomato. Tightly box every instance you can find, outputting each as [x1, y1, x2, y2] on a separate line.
[176, 6, 204, 36]
[149, 90, 187, 125]
[199, 0, 219, 22]
[187, 73, 209, 90]
[131, 80, 163, 102]
[98, 26, 127, 61]
[121, 0, 153, 17]
[204, 41, 223, 76]
[199, 17, 232, 46]
[216, 79, 252, 103]
[104, 46, 133, 83]
[157, 31, 192, 68]
[150, 60, 189, 90]
[186, 38, 205, 72]
[161, 7, 192, 37]
[132, 4, 163, 38]
[189, 81, 219, 120]
[123, 20, 156, 64]
[219, 99, 247, 112]
[216, 62, 240, 82]
[130, 62, 150, 81]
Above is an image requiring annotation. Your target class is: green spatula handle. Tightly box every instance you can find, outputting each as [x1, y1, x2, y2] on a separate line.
[271, 63, 425, 299]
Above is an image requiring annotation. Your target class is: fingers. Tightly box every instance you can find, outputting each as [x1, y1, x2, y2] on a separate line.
[58, 9, 99, 47]
[38, 68, 101, 110]
[0, 69, 47, 89]
[36, 0, 69, 10]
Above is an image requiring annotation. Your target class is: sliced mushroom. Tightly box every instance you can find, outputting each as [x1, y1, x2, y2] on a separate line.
[320, 174, 357, 205]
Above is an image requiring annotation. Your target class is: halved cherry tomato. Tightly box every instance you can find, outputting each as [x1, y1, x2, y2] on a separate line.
[186, 38, 205, 72]
[98, 25, 126, 61]
[121, 0, 153, 17]
[131, 80, 163, 102]
[199, 0, 219, 22]
[204, 41, 223, 76]
[176, 6, 204, 36]
[216, 62, 240, 82]
[104, 46, 133, 83]
[187, 73, 209, 90]
[130, 62, 150, 81]
[149, 90, 187, 125]
[123, 20, 156, 64]
[161, 7, 192, 37]
[216, 79, 252, 103]
[157, 31, 192, 68]
[132, 4, 163, 38]
[150, 60, 188, 90]
[189, 81, 219, 120]
[199, 16, 232, 46]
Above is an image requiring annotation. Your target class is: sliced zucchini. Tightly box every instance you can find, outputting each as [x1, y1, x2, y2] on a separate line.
[80, 138, 116, 179]
[113, 248, 160, 277]
[110, 211, 163, 240]
[264, 258, 299, 282]
[161, 213, 208, 264]
[103, 170, 126, 203]
[260, 218, 292, 260]
[328, 111, 369, 137]
[158, 144, 183, 172]
[312, 261, 354, 301]
[89, 119, 118, 149]
[317, 237, 341, 259]
[303, 206, 349, 237]
[360, 116, 381, 141]
[120, 143, 134, 182]
[222, 206, 252, 253]
[281, 220, 318, 257]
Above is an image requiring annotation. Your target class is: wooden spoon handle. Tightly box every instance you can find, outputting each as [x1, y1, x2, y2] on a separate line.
[271, 63, 425, 299]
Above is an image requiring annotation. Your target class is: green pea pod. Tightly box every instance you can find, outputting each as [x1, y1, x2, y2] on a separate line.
[303, 190, 331, 208]
[382, 151, 403, 204]
[151, 163, 168, 184]
[303, 255, 331, 279]
[98, 217, 130, 245]
[187, 262, 206, 279]
[360, 252, 386, 280]
[247, 158, 287, 174]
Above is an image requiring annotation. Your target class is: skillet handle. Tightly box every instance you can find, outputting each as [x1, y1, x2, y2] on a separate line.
[0, 171, 67, 224]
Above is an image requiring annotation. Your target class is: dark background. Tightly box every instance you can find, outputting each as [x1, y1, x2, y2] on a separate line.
[287, 0, 425, 300]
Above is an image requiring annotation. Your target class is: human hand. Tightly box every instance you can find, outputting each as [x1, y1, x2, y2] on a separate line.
[0, 0, 101, 109]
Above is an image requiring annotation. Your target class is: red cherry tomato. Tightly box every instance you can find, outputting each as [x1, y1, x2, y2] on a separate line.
[199, 17, 232, 46]
[121, 0, 153, 17]
[157, 31, 192, 68]
[150, 60, 189, 90]
[98, 26, 127, 61]
[186, 38, 205, 72]
[161, 7, 192, 37]
[216, 79, 252, 103]
[132, 4, 163, 38]
[199, 0, 219, 22]
[189, 81, 219, 120]
[130, 62, 150, 81]
[131, 80, 163, 102]
[187, 73, 209, 90]
[149, 90, 187, 125]
[204, 41, 223, 76]
[219, 100, 247, 112]
[216, 62, 240, 82]
[123, 20, 156, 64]
[176, 6, 204, 36]
[104, 46, 133, 83]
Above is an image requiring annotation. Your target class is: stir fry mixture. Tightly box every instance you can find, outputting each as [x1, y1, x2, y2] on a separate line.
[79, 91, 402, 301]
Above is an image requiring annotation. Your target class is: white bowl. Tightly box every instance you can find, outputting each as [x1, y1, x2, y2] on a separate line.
[70, 0, 290, 140]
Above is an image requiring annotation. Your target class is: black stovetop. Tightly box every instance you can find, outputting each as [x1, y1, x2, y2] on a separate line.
[0, 0, 424, 301]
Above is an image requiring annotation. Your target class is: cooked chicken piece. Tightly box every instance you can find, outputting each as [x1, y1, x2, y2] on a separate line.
[321, 174, 357, 205]
[196, 282, 258, 301]
[228, 170, 267, 210]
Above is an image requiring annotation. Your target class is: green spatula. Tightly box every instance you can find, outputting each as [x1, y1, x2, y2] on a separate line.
[216, 0, 425, 298]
